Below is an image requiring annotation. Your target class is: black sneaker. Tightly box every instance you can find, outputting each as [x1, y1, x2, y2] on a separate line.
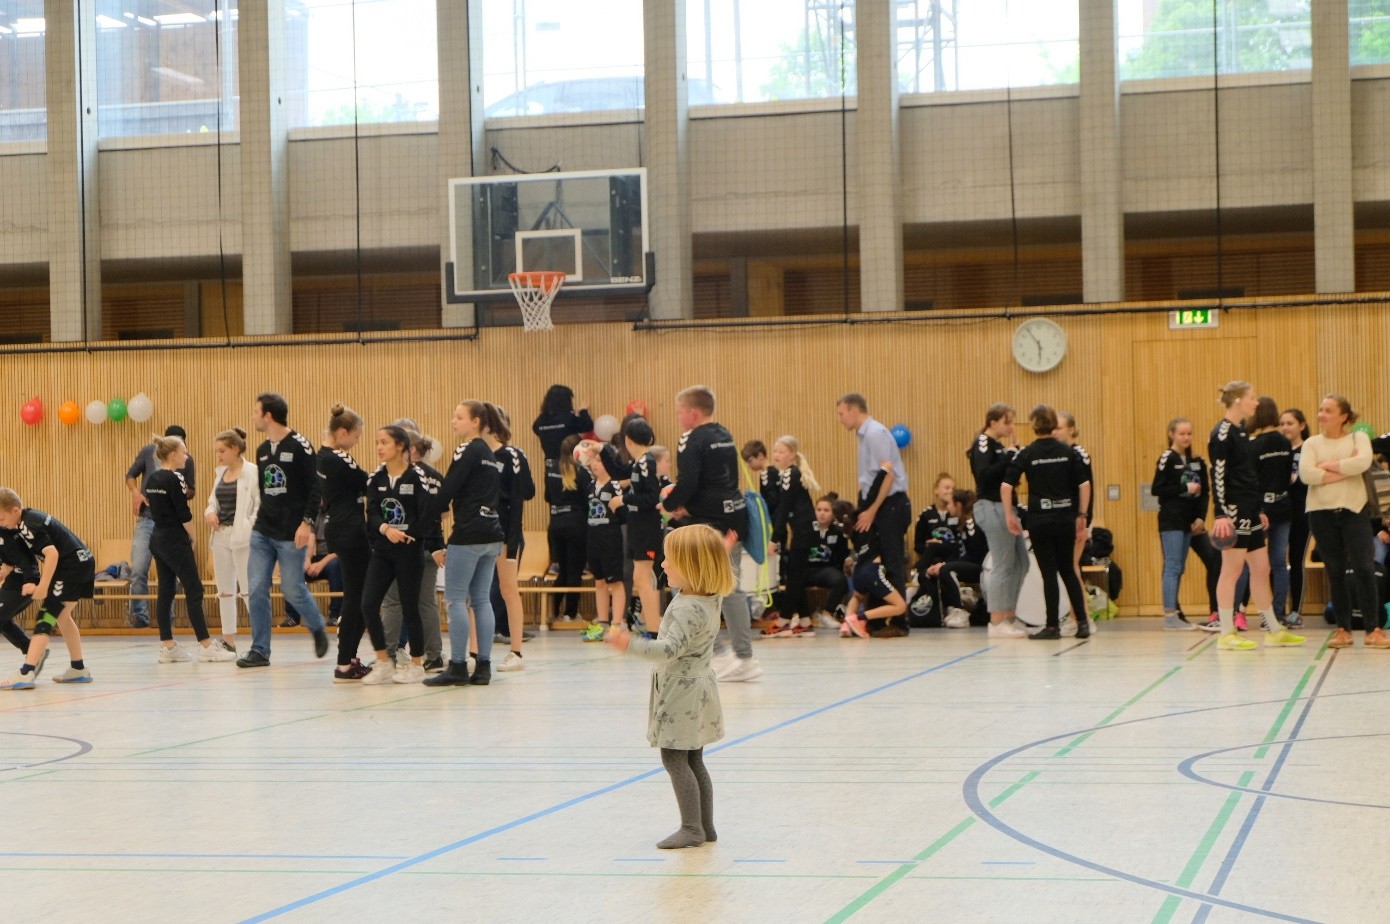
[469, 658, 492, 686]
[327, 614, 341, 628]
[422, 656, 445, 674]
[333, 658, 371, 682]
[236, 649, 271, 668]
[1029, 626, 1062, 640]
[422, 660, 470, 686]
[312, 629, 330, 659]
[127, 614, 150, 629]
[279, 616, 301, 628]
[493, 632, 510, 644]
[1075, 620, 1091, 640]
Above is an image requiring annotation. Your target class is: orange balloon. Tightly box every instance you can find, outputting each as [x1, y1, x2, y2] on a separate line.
[58, 400, 81, 426]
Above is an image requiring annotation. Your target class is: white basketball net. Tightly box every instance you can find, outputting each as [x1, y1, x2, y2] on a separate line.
[507, 271, 565, 332]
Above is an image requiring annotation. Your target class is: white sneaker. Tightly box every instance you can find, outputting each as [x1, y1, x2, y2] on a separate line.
[1060, 617, 1078, 638]
[198, 641, 237, 662]
[988, 619, 1027, 639]
[362, 660, 397, 685]
[710, 649, 736, 678]
[943, 607, 971, 629]
[158, 643, 193, 663]
[392, 662, 426, 684]
[718, 655, 763, 683]
[816, 611, 841, 630]
[498, 651, 525, 672]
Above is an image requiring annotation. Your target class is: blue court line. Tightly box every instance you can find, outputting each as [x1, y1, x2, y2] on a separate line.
[1189, 653, 1338, 924]
[1176, 732, 1390, 810]
[0, 852, 409, 860]
[238, 646, 992, 923]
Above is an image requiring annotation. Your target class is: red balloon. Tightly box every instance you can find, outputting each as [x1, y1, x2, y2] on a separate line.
[20, 399, 42, 426]
[625, 399, 650, 419]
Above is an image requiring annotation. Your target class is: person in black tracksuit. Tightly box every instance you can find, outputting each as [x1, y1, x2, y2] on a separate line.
[533, 385, 593, 571]
[621, 419, 668, 635]
[1054, 413, 1094, 580]
[359, 426, 440, 685]
[1152, 418, 1220, 629]
[489, 422, 536, 666]
[1245, 398, 1294, 622]
[1279, 409, 1310, 626]
[919, 490, 989, 625]
[804, 497, 851, 617]
[144, 435, 226, 661]
[547, 434, 589, 622]
[1002, 405, 1092, 640]
[582, 449, 627, 636]
[761, 436, 820, 636]
[318, 406, 372, 680]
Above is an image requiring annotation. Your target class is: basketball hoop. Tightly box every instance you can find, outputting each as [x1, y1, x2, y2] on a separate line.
[507, 271, 565, 332]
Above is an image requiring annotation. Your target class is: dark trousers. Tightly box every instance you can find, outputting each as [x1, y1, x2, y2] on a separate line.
[1189, 531, 1223, 614]
[549, 520, 587, 618]
[0, 582, 34, 652]
[150, 526, 210, 642]
[1288, 512, 1310, 615]
[778, 549, 813, 619]
[936, 561, 983, 610]
[866, 492, 911, 594]
[806, 566, 849, 613]
[361, 545, 425, 657]
[1030, 521, 1088, 629]
[1308, 509, 1381, 632]
[329, 541, 371, 664]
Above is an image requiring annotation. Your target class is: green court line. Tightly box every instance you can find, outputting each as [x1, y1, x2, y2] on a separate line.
[1053, 666, 1184, 757]
[1185, 638, 1217, 660]
[1150, 771, 1255, 924]
[1253, 665, 1314, 760]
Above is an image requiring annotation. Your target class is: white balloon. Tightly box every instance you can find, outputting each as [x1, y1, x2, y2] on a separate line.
[424, 436, 443, 467]
[593, 414, 620, 441]
[127, 392, 154, 423]
[85, 399, 108, 425]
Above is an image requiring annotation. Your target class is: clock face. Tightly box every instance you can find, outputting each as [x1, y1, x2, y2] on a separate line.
[1012, 318, 1067, 373]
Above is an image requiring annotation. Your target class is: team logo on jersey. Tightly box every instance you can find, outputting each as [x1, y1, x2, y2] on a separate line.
[263, 465, 288, 495]
[588, 496, 610, 522]
[53, 580, 64, 596]
[381, 498, 406, 526]
[930, 526, 955, 544]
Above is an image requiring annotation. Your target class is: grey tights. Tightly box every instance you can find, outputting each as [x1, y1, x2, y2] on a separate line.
[658, 747, 715, 849]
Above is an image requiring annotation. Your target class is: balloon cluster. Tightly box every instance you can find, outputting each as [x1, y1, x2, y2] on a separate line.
[23, 392, 155, 427]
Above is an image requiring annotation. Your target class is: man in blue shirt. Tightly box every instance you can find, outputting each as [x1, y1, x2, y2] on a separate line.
[836, 393, 911, 594]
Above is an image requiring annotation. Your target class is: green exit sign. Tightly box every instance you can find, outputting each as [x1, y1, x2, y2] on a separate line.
[1169, 308, 1220, 329]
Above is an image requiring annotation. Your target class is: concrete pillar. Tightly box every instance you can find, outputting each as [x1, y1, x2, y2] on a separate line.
[1079, 0, 1125, 302]
[439, 0, 486, 328]
[856, 0, 903, 313]
[45, 0, 100, 341]
[239, 0, 292, 335]
[1312, 0, 1355, 294]
[643, 0, 693, 320]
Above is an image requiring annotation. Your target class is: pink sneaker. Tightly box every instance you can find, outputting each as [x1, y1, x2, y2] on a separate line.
[844, 612, 870, 639]
[1234, 613, 1248, 632]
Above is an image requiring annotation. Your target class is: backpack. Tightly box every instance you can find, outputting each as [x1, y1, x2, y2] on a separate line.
[738, 456, 773, 566]
[1083, 527, 1115, 562]
[908, 585, 943, 629]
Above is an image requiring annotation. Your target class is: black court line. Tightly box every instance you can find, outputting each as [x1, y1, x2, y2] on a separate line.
[1052, 641, 1089, 657]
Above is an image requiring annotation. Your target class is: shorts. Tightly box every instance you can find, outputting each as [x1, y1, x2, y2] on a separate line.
[852, 559, 896, 609]
[586, 529, 625, 584]
[44, 558, 96, 611]
[626, 518, 664, 562]
[1229, 511, 1267, 551]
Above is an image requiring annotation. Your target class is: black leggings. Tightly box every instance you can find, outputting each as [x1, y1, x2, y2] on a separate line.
[330, 540, 371, 665]
[1308, 509, 1381, 632]
[1030, 522, 1089, 629]
[780, 549, 812, 619]
[935, 561, 983, 611]
[1287, 511, 1310, 615]
[549, 520, 587, 619]
[360, 545, 425, 658]
[1189, 531, 1223, 614]
[150, 527, 209, 642]
[806, 566, 849, 613]
[0, 582, 33, 652]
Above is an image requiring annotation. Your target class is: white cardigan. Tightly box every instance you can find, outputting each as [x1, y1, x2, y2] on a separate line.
[204, 461, 261, 548]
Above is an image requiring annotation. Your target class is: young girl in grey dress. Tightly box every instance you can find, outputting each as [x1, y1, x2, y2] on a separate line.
[606, 523, 731, 849]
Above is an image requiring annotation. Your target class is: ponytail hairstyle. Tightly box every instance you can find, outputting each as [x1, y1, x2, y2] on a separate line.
[1218, 381, 1253, 408]
[952, 488, 977, 524]
[1322, 393, 1359, 427]
[1058, 411, 1078, 440]
[981, 403, 1014, 435]
[1029, 404, 1059, 437]
[1166, 417, 1192, 460]
[152, 433, 187, 463]
[559, 433, 581, 491]
[411, 433, 437, 463]
[485, 403, 513, 443]
[772, 435, 821, 497]
[216, 427, 248, 456]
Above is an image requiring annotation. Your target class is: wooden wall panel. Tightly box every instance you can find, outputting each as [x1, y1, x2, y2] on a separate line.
[0, 297, 1385, 617]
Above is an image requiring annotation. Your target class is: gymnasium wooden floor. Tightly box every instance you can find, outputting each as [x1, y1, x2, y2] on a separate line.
[0, 619, 1373, 923]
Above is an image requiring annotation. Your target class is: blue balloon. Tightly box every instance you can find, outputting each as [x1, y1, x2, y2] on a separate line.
[891, 424, 911, 448]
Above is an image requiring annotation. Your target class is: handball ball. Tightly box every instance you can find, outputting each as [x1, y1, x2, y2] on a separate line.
[573, 439, 597, 463]
[1210, 530, 1237, 551]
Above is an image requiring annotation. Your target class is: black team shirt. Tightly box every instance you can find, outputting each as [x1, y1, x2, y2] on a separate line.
[436, 438, 504, 545]
[317, 446, 369, 551]
[254, 429, 321, 542]
[970, 433, 1017, 503]
[1152, 449, 1210, 533]
[1209, 420, 1261, 519]
[366, 463, 441, 554]
[1003, 437, 1090, 528]
[662, 421, 745, 535]
[143, 469, 194, 528]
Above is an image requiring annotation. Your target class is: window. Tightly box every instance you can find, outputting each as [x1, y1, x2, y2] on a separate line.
[687, 0, 855, 104]
[285, 0, 438, 129]
[1120, 0, 1311, 81]
[897, 0, 1078, 93]
[0, 1, 47, 142]
[1351, 0, 1390, 66]
[94, 0, 239, 138]
[483, 0, 644, 117]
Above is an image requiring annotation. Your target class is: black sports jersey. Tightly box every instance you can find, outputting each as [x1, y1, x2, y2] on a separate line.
[970, 433, 1017, 503]
[495, 444, 536, 541]
[662, 422, 746, 534]
[316, 446, 369, 548]
[547, 468, 587, 529]
[958, 518, 989, 565]
[913, 505, 955, 555]
[0, 526, 40, 578]
[366, 463, 440, 553]
[1209, 419, 1261, 518]
[254, 429, 321, 542]
[436, 438, 504, 546]
[532, 409, 594, 461]
[143, 469, 193, 528]
[1072, 444, 1094, 518]
[848, 522, 881, 564]
[1152, 449, 1210, 533]
[804, 522, 850, 570]
[586, 470, 626, 529]
[414, 461, 446, 552]
[13, 509, 91, 567]
[771, 466, 814, 549]
[1288, 443, 1307, 514]
[1003, 437, 1089, 527]
[623, 451, 668, 522]
[758, 468, 782, 517]
[597, 442, 632, 481]
[1252, 431, 1293, 523]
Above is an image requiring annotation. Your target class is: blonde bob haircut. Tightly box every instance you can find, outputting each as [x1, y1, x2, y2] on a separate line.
[663, 525, 737, 597]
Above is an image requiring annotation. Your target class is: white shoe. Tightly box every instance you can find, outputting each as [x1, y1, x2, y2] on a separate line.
[394, 649, 411, 672]
[498, 651, 525, 672]
[710, 649, 736, 677]
[943, 607, 970, 629]
[392, 662, 426, 684]
[158, 643, 193, 663]
[1060, 617, 1078, 638]
[362, 660, 397, 685]
[718, 655, 763, 683]
[816, 611, 841, 630]
[987, 619, 1027, 639]
[198, 641, 237, 662]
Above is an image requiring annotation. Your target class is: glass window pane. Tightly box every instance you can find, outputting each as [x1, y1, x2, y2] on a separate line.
[94, 0, 239, 138]
[1351, 0, 1390, 66]
[285, 0, 438, 129]
[1120, 0, 1311, 80]
[0, 1, 47, 142]
[483, 0, 644, 117]
[897, 0, 1078, 93]
[687, 0, 855, 104]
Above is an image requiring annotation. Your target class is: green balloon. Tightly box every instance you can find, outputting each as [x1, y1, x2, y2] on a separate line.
[107, 397, 128, 422]
[1353, 421, 1374, 437]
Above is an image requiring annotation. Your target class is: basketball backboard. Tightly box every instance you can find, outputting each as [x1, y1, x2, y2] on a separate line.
[447, 168, 651, 302]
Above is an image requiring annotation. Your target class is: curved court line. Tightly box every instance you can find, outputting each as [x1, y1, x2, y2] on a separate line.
[1177, 733, 1390, 811]
[0, 732, 93, 772]
[238, 646, 994, 923]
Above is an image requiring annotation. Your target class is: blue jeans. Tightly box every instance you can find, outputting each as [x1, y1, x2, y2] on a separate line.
[445, 543, 501, 663]
[128, 515, 155, 620]
[1159, 530, 1190, 613]
[248, 530, 324, 657]
[1234, 520, 1291, 617]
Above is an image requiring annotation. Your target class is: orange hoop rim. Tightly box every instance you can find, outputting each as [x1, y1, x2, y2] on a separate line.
[508, 270, 567, 288]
